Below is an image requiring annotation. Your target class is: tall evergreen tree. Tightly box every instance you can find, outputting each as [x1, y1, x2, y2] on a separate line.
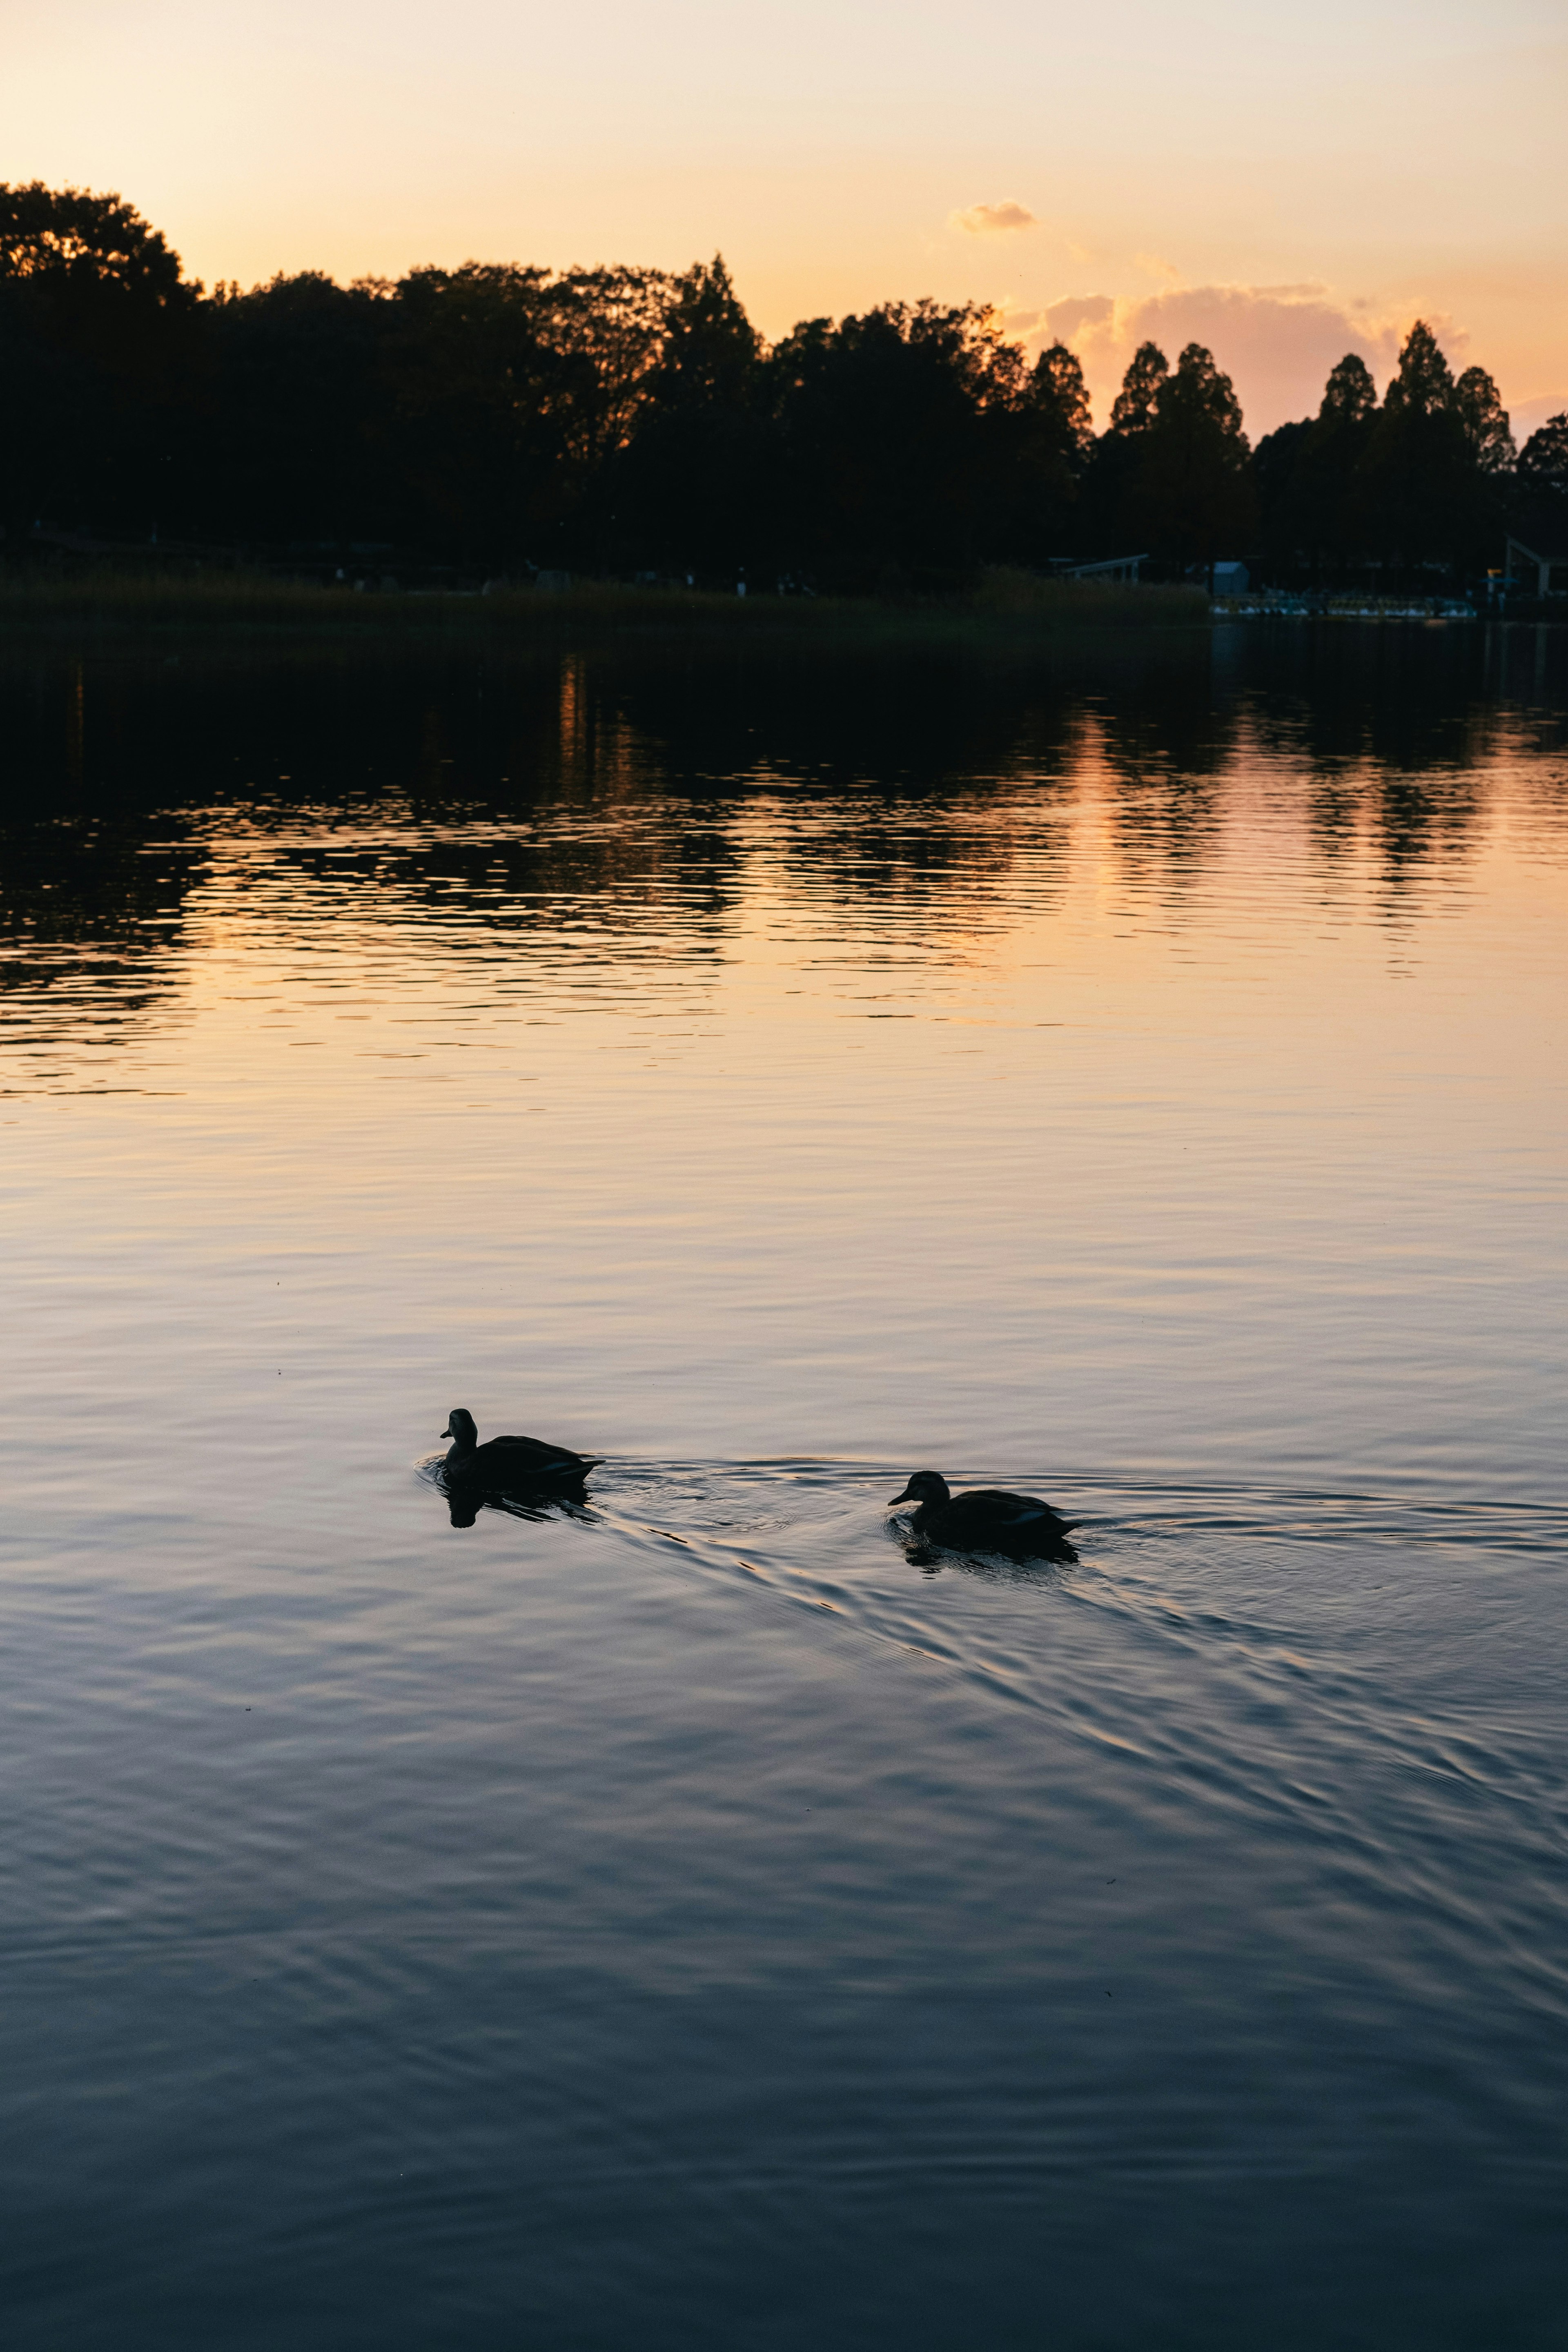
[1319, 352, 1376, 428]
[1452, 366, 1515, 473]
[1518, 412, 1568, 494]
[1027, 341, 1094, 463]
[1366, 321, 1479, 576]
[1108, 341, 1169, 436]
[1305, 352, 1379, 571]
[1251, 417, 1316, 579]
[1511, 412, 1568, 587]
[1082, 340, 1170, 551]
[1382, 320, 1454, 418]
[1132, 342, 1253, 567]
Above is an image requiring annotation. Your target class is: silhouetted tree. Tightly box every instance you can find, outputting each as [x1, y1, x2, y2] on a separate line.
[1028, 341, 1093, 466]
[1452, 365, 1515, 474]
[1109, 341, 1169, 435]
[380, 264, 568, 559]
[1084, 340, 1170, 551]
[0, 181, 1531, 597]
[1510, 410, 1568, 589]
[765, 299, 1026, 589]
[996, 341, 1092, 552]
[1518, 412, 1568, 494]
[205, 272, 396, 543]
[543, 265, 674, 479]
[1384, 322, 1453, 421]
[1285, 352, 1379, 577]
[1366, 321, 1495, 577]
[379, 262, 670, 564]
[646, 255, 760, 411]
[1320, 352, 1377, 430]
[1133, 343, 1254, 568]
[0, 180, 203, 535]
[608, 256, 768, 575]
[1251, 417, 1316, 578]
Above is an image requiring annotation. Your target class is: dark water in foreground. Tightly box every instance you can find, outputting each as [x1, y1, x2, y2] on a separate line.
[2, 623, 1566, 2348]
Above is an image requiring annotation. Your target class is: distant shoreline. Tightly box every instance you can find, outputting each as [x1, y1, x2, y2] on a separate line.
[0, 566, 1209, 640]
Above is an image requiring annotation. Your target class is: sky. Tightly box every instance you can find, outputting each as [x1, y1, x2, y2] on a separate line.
[4, 0, 1566, 439]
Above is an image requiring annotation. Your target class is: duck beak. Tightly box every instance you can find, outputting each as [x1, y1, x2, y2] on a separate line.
[889, 1484, 917, 1506]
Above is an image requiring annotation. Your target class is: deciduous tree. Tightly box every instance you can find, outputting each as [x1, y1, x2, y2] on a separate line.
[0, 179, 202, 534]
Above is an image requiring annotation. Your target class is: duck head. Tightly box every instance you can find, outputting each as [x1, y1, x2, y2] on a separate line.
[443, 1408, 479, 1452]
[889, 1470, 951, 1508]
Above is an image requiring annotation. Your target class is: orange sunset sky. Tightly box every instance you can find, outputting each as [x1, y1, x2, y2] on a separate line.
[5, 0, 1565, 438]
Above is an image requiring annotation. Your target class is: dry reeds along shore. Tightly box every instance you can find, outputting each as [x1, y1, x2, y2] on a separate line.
[0, 564, 1209, 636]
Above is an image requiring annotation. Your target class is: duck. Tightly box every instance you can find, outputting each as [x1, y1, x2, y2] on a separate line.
[888, 1470, 1078, 1555]
[439, 1408, 601, 1490]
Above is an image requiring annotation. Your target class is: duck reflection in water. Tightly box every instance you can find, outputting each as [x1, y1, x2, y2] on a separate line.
[889, 1470, 1079, 1569]
[444, 1486, 594, 1530]
[435, 1408, 601, 1530]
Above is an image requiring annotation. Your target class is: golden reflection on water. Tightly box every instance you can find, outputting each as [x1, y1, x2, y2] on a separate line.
[2, 639, 1566, 1493]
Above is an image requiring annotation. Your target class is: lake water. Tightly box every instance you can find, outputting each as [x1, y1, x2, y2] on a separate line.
[2, 621, 1566, 2349]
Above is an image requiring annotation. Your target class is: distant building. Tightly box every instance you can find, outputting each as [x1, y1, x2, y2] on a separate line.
[1053, 553, 1147, 584]
[1504, 507, 1568, 596]
[1211, 561, 1250, 595]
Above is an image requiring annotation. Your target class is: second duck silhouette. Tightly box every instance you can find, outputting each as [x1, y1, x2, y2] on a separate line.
[440, 1408, 601, 1492]
[889, 1469, 1078, 1560]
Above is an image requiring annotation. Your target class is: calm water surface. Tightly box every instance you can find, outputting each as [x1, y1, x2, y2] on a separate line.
[2, 624, 1566, 2348]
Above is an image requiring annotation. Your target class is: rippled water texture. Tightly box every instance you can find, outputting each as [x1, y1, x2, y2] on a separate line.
[2, 624, 1566, 2348]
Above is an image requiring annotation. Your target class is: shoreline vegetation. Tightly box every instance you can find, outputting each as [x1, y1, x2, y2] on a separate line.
[5, 182, 1564, 610]
[4, 569, 1552, 639]
[0, 565, 1211, 638]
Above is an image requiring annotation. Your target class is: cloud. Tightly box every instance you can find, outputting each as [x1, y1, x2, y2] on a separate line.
[1510, 391, 1568, 441]
[1037, 282, 1425, 437]
[951, 199, 1037, 235]
[1039, 294, 1112, 341]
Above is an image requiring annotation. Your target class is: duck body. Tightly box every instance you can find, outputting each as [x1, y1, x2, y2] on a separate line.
[889, 1470, 1077, 1555]
[441, 1408, 601, 1490]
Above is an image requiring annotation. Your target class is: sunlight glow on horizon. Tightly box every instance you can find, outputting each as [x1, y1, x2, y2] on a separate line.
[3, 0, 1565, 436]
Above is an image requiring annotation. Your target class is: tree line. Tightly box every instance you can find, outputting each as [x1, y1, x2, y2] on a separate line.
[2, 180, 1564, 593]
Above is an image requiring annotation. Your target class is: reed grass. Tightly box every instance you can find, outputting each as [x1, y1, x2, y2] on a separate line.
[0, 563, 1209, 638]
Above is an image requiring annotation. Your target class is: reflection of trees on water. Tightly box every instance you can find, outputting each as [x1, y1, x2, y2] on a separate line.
[2, 631, 1563, 1053]
[0, 807, 205, 1056]
[1088, 661, 1228, 893]
[1234, 629, 1524, 894]
[602, 640, 1210, 929]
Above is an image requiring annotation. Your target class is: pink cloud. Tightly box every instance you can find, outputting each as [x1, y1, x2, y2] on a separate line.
[951, 199, 1037, 235]
[1510, 391, 1568, 441]
[1039, 283, 1420, 438]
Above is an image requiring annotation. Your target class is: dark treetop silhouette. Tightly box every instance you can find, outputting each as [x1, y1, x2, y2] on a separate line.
[2, 179, 1557, 598]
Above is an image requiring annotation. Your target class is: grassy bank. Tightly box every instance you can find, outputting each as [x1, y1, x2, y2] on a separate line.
[0, 564, 1209, 639]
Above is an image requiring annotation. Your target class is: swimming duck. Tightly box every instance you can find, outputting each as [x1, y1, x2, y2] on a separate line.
[888, 1470, 1078, 1554]
[440, 1408, 601, 1489]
